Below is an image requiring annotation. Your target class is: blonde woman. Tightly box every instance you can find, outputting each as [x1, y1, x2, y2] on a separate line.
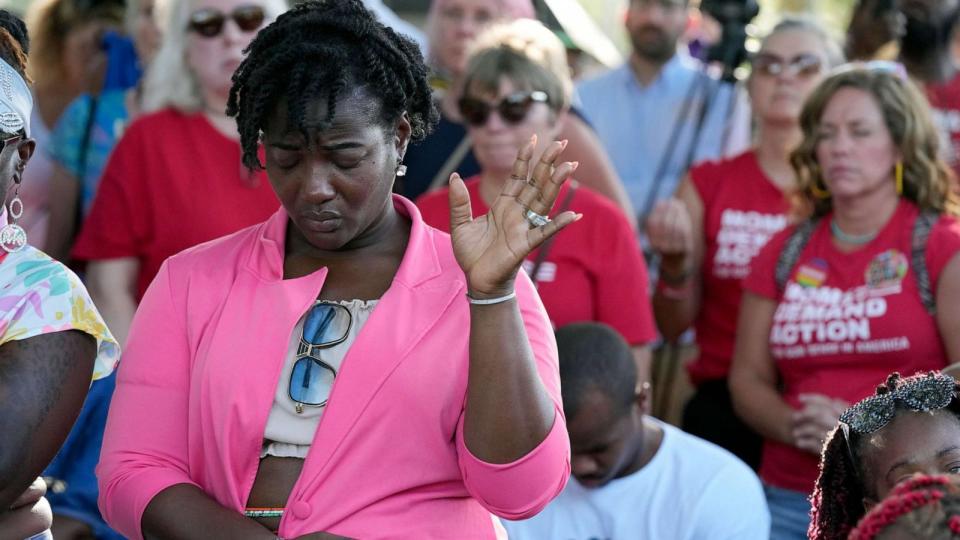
[72, 0, 286, 347]
[645, 18, 841, 469]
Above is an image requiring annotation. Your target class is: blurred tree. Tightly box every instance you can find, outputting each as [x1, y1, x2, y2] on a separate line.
[576, 0, 858, 44]
[0, 0, 31, 18]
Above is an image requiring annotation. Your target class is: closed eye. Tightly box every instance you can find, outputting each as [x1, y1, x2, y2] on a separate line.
[268, 146, 302, 169]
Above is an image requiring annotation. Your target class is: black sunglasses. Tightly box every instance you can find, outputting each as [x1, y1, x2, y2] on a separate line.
[187, 5, 265, 38]
[288, 302, 352, 414]
[458, 90, 549, 127]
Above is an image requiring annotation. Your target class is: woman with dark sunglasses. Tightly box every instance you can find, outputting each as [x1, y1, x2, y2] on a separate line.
[69, 0, 286, 349]
[402, 0, 636, 228]
[645, 17, 840, 471]
[416, 19, 657, 393]
[808, 371, 960, 540]
[730, 66, 960, 540]
[0, 10, 119, 540]
[97, 2, 572, 539]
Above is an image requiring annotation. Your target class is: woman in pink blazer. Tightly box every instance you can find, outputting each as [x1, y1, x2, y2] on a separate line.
[96, 2, 573, 539]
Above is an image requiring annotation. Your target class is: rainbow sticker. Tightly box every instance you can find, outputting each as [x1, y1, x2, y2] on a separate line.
[795, 258, 828, 288]
[865, 250, 908, 289]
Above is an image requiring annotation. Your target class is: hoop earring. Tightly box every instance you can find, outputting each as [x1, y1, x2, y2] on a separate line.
[1, 184, 26, 253]
[895, 161, 904, 196]
[810, 178, 831, 199]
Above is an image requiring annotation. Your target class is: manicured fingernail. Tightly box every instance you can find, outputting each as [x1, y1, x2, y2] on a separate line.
[574, 213, 584, 221]
[561, 139, 569, 149]
[530, 134, 538, 145]
[571, 161, 580, 170]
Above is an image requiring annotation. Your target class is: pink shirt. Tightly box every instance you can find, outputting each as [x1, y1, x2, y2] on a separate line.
[96, 195, 570, 539]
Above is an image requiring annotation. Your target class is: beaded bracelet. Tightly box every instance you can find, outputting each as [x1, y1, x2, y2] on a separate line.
[656, 279, 693, 300]
[466, 291, 517, 305]
[245, 507, 285, 519]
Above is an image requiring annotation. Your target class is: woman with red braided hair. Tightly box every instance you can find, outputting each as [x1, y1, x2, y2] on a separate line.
[809, 371, 960, 540]
[849, 474, 960, 540]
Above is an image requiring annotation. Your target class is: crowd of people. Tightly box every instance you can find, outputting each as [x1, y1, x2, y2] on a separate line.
[2, 0, 960, 539]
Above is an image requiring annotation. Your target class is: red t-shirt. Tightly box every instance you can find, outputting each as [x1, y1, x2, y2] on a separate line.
[926, 72, 960, 179]
[72, 109, 279, 300]
[416, 176, 656, 345]
[745, 200, 960, 493]
[688, 151, 791, 384]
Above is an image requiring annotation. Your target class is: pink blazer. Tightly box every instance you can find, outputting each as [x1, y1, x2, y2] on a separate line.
[96, 195, 570, 539]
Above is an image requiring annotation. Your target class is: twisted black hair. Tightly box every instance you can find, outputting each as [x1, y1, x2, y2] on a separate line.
[227, 0, 438, 171]
[809, 372, 960, 540]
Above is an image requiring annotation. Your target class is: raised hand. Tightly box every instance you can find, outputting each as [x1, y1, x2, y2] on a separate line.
[646, 197, 694, 260]
[447, 136, 581, 298]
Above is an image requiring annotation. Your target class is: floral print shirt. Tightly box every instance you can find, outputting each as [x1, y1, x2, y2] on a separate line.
[0, 245, 118, 380]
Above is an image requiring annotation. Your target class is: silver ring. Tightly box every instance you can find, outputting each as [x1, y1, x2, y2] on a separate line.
[524, 208, 550, 228]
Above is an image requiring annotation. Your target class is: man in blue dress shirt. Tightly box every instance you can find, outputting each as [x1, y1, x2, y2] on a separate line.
[577, 0, 748, 226]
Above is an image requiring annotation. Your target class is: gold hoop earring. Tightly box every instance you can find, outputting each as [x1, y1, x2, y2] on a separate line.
[895, 161, 904, 196]
[810, 178, 831, 199]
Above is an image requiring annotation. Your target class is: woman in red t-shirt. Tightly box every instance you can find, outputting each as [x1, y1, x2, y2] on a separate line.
[71, 0, 288, 346]
[645, 18, 840, 468]
[730, 67, 960, 539]
[416, 19, 656, 378]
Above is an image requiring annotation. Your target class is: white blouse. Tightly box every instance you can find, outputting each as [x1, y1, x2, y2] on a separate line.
[261, 299, 378, 458]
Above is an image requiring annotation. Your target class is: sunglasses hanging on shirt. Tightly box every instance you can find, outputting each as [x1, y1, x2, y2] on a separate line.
[288, 302, 352, 414]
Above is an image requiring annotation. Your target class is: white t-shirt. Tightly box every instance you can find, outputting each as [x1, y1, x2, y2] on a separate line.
[501, 420, 770, 540]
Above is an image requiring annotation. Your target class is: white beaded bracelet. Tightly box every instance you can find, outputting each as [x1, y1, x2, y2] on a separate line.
[466, 291, 517, 305]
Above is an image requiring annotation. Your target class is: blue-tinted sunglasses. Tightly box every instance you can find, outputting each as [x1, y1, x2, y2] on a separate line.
[289, 302, 352, 413]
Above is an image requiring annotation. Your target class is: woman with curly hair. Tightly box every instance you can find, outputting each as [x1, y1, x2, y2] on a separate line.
[810, 372, 960, 539]
[96, 1, 572, 538]
[730, 65, 960, 539]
